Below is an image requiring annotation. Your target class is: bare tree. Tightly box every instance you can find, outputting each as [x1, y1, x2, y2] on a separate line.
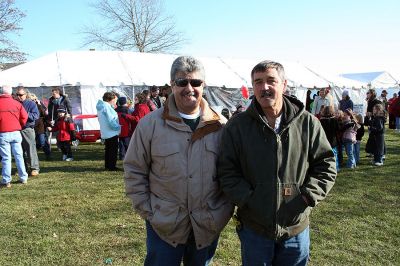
[82, 0, 186, 53]
[0, 0, 26, 62]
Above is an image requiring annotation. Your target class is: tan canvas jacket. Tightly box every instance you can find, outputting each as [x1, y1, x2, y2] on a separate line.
[124, 96, 233, 249]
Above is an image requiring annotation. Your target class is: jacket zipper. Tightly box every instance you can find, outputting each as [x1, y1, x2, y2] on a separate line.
[274, 133, 282, 239]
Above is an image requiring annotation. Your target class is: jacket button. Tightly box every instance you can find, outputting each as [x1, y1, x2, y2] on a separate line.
[190, 211, 193, 215]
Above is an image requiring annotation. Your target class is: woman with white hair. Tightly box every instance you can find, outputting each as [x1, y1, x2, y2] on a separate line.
[339, 90, 354, 111]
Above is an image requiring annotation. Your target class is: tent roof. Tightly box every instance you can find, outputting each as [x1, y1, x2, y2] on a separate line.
[341, 71, 399, 89]
[0, 50, 330, 88]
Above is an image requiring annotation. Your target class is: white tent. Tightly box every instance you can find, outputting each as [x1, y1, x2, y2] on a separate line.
[341, 71, 399, 89]
[0, 50, 333, 88]
[0, 50, 337, 129]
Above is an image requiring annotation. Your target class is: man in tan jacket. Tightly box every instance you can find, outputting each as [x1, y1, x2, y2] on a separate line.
[124, 56, 233, 265]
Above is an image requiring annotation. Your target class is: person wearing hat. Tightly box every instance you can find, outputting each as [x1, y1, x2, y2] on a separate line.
[339, 90, 354, 111]
[47, 107, 76, 161]
[115, 96, 132, 160]
[117, 96, 127, 107]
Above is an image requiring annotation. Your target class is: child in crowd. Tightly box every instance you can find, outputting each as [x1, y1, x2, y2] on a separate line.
[335, 110, 344, 166]
[47, 107, 76, 161]
[116, 96, 132, 160]
[368, 104, 386, 166]
[354, 114, 365, 165]
[319, 106, 340, 171]
[341, 109, 359, 169]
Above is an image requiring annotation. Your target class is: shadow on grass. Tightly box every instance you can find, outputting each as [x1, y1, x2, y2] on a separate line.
[38, 164, 125, 174]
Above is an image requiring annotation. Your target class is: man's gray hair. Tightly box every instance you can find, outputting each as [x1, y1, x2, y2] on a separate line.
[1, 85, 13, 95]
[251, 60, 286, 81]
[170, 56, 205, 81]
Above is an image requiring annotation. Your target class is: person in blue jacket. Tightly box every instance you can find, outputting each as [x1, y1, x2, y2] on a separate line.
[96, 91, 121, 171]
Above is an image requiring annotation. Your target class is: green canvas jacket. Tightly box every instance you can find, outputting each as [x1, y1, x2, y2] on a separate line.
[217, 95, 337, 240]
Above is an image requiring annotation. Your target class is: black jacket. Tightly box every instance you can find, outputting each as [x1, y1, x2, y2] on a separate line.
[47, 95, 72, 121]
[320, 116, 339, 148]
[368, 116, 385, 156]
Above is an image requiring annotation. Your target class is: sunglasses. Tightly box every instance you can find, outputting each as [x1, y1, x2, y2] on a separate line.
[16, 93, 25, 96]
[174, 78, 203, 87]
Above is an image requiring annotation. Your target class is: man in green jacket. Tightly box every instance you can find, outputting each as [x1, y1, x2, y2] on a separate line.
[217, 60, 337, 266]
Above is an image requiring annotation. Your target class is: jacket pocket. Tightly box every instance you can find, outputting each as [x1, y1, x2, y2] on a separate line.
[206, 197, 234, 234]
[152, 143, 181, 177]
[204, 140, 219, 181]
[278, 183, 308, 226]
[149, 193, 180, 236]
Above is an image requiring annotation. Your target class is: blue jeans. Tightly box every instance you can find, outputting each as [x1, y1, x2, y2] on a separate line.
[354, 141, 361, 164]
[237, 225, 310, 266]
[36, 132, 51, 156]
[343, 140, 356, 168]
[144, 221, 218, 266]
[332, 146, 339, 171]
[0, 131, 28, 184]
[118, 136, 131, 160]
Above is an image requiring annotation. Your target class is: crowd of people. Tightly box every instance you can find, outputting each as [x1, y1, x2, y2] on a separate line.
[0, 82, 170, 185]
[306, 86, 400, 168]
[95, 85, 167, 171]
[1, 55, 398, 265]
[0, 86, 76, 187]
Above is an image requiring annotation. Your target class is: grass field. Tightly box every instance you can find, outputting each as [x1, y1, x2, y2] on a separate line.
[0, 130, 399, 265]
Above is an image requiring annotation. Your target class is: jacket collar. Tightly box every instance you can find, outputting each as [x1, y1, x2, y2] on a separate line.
[162, 95, 225, 141]
[246, 95, 304, 129]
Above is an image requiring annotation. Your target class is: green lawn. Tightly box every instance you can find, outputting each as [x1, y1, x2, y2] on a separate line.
[0, 130, 399, 265]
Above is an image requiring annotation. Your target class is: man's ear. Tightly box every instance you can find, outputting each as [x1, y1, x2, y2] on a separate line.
[283, 79, 288, 93]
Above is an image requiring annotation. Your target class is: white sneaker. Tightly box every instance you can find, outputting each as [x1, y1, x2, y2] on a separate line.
[374, 162, 383, 166]
[62, 155, 67, 161]
[65, 158, 74, 162]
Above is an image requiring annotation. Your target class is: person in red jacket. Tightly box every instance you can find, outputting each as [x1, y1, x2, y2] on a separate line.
[116, 96, 132, 160]
[0, 85, 29, 188]
[388, 93, 399, 130]
[47, 107, 76, 161]
[117, 93, 151, 160]
[128, 92, 151, 133]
